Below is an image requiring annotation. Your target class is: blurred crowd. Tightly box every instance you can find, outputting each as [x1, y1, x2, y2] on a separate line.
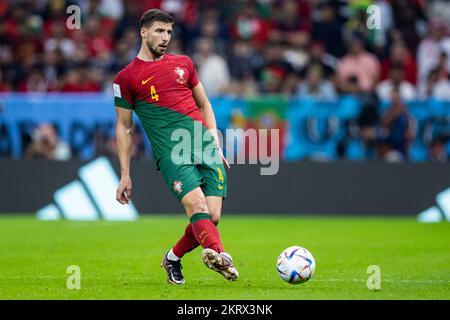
[0, 0, 449, 162]
[1, 0, 450, 98]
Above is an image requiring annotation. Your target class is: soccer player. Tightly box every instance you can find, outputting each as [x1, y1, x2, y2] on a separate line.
[113, 9, 238, 284]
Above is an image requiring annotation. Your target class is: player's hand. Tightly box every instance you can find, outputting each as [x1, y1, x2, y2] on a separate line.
[218, 147, 230, 169]
[116, 175, 132, 204]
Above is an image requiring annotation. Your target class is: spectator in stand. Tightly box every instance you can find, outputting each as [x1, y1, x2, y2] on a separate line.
[337, 34, 380, 94]
[121, 26, 140, 52]
[226, 39, 260, 97]
[270, 0, 311, 74]
[418, 67, 440, 99]
[417, 19, 450, 92]
[88, 0, 125, 21]
[268, 0, 310, 48]
[430, 51, 450, 101]
[167, 38, 184, 55]
[357, 97, 381, 160]
[311, 2, 345, 58]
[84, 66, 103, 92]
[190, 8, 228, 55]
[429, 138, 449, 163]
[60, 69, 80, 92]
[17, 67, 47, 92]
[110, 38, 135, 71]
[41, 0, 71, 39]
[66, 39, 90, 68]
[303, 41, 337, 81]
[391, 0, 427, 54]
[418, 51, 450, 101]
[376, 63, 416, 101]
[225, 75, 259, 98]
[92, 48, 114, 71]
[94, 123, 145, 159]
[433, 74, 450, 101]
[345, 2, 373, 49]
[44, 22, 76, 61]
[257, 43, 296, 95]
[0, 69, 12, 92]
[193, 37, 230, 97]
[377, 87, 415, 162]
[84, 16, 114, 58]
[427, 0, 450, 27]
[296, 64, 337, 101]
[25, 123, 72, 161]
[228, 40, 259, 80]
[42, 49, 65, 92]
[436, 51, 450, 81]
[380, 42, 417, 85]
[60, 64, 101, 92]
[230, 1, 268, 49]
[0, 27, 14, 72]
[341, 75, 363, 96]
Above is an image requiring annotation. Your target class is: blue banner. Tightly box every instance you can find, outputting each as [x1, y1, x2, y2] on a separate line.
[285, 97, 450, 161]
[0, 93, 449, 161]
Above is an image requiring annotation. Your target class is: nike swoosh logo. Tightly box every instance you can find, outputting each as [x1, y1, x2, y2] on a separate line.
[218, 185, 223, 190]
[141, 76, 154, 85]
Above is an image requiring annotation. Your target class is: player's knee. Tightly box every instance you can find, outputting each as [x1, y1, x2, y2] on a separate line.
[210, 215, 220, 226]
[186, 196, 208, 214]
[208, 204, 222, 225]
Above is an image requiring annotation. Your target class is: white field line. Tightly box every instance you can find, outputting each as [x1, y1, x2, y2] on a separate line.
[1, 275, 449, 284]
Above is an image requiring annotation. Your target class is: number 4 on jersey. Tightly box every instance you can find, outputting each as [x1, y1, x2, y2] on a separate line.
[150, 85, 159, 101]
[216, 167, 224, 183]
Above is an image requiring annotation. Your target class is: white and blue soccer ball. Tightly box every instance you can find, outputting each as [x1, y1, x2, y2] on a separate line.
[276, 246, 315, 284]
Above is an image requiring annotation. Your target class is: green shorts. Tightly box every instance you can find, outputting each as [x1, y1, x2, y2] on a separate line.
[157, 151, 228, 202]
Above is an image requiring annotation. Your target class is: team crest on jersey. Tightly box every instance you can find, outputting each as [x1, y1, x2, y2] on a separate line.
[173, 180, 183, 194]
[174, 67, 186, 85]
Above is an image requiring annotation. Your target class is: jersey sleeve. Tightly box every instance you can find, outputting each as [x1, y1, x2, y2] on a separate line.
[186, 57, 199, 89]
[113, 70, 134, 109]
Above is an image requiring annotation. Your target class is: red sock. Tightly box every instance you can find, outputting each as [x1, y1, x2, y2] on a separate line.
[190, 212, 224, 253]
[172, 223, 199, 258]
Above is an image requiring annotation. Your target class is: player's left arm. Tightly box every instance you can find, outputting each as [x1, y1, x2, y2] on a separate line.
[192, 82, 230, 168]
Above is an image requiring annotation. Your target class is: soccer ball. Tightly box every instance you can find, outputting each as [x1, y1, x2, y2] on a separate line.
[276, 246, 315, 284]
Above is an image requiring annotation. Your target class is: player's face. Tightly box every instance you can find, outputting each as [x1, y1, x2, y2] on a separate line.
[141, 21, 173, 57]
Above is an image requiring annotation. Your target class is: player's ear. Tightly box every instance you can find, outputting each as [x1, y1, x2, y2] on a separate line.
[140, 27, 147, 38]
[141, 25, 152, 38]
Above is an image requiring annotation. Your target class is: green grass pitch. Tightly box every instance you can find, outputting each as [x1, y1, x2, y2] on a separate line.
[0, 215, 448, 300]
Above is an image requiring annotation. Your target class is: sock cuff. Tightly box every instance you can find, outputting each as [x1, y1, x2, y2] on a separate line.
[190, 212, 210, 223]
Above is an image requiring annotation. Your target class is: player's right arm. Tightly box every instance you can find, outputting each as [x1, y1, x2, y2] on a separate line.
[115, 107, 133, 204]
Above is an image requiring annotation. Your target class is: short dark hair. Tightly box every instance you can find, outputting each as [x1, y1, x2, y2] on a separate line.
[140, 9, 174, 29]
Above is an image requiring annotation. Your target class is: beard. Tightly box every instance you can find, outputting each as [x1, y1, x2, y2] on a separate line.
[146, 40, 166, 57]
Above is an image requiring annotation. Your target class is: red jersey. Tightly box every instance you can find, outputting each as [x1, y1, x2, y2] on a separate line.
[113, 54, 210, 161]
